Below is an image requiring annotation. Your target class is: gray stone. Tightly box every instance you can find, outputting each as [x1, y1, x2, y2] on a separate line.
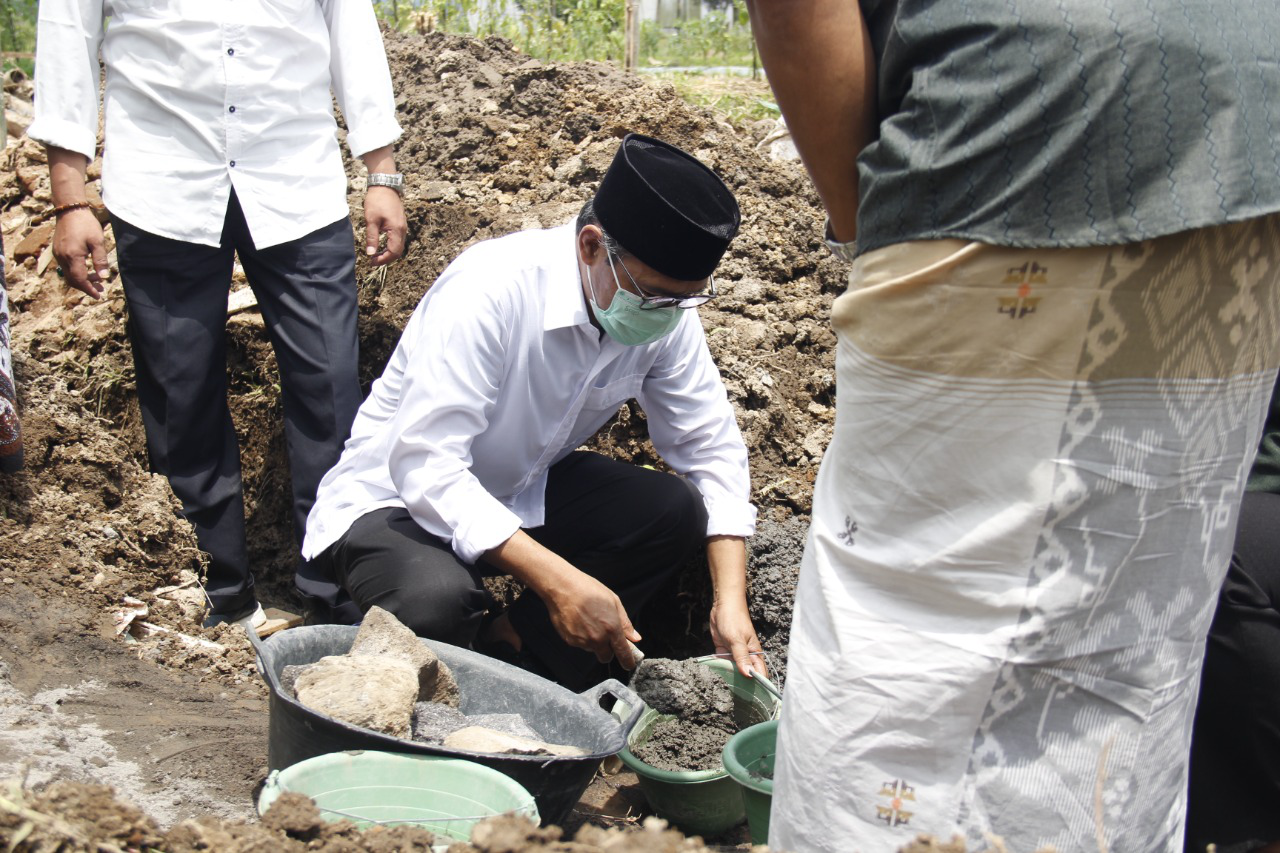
[411, 701, 470, 743]
[350, 606, 461, 707]
[293, 654, 419, 739]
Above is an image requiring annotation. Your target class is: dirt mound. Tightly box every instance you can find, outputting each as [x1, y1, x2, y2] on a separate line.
[4, 26, 834, 667]
[370, 31, 840, 524]
[1, 26, 839, 847]
[0, 782, 724, 852]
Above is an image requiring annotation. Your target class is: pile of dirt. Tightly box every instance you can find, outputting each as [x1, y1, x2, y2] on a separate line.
[1, 25, 843, 849]
[4, 26, 832, 687]
[0, 782, 729, 853]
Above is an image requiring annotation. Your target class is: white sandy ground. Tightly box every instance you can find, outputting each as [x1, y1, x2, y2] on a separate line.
[0, 659, 254, 828]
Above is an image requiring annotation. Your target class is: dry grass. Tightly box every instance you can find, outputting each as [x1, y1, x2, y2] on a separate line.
[647, 70, 780, 127]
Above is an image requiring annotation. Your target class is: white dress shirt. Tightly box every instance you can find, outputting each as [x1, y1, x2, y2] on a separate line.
[303, 222, 757, 564]
[29, 0, 402, 248]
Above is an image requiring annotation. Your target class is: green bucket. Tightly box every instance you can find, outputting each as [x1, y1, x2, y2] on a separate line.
[257, 750, 539, 842]
[616, 659, 780, 838]
[722, 719, 778, 845]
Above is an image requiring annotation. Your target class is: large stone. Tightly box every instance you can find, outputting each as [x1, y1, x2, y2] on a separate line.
[350, 606, 460, 707]
[293, 654, 419, 738]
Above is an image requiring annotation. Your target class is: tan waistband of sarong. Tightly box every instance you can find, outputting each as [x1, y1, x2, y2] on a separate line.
[833, 216, 1280, 383]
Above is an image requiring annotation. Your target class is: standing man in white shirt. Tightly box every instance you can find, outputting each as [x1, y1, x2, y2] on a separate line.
[29, 0, 408, 628]
[303, 134, 765, 689]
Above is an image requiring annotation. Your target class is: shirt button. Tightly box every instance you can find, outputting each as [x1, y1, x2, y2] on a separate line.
[228, 106, 236, 113]
[227, 48, 235, 56]
[230, 160, 236, 167]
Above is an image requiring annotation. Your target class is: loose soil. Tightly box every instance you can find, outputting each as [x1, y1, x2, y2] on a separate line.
[0, 25, 844, 851]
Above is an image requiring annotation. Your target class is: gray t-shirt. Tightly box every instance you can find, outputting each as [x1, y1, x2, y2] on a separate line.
[856, 0, 1280, 255]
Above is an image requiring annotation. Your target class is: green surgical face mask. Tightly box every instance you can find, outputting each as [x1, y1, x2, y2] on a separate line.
[588, 267, 682, 346]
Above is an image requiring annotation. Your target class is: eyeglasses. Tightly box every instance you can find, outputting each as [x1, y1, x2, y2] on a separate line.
[607, 253, 717, 310]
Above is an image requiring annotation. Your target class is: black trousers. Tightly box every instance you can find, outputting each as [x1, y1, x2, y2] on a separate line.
[111, 193, 362, 614]
[1186, 491, 1280, 853]
[312, 451, 709, 690]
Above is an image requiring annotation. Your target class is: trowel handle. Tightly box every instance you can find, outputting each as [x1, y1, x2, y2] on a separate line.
[581, 678, 645, 736]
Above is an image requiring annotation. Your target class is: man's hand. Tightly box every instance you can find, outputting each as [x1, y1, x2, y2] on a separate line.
[710, 597, 767, 678]
[363, 186, 407, 266]
[706, 535, 766, 678]
[53, 208, 109, 299]
[47, 146, 109, 298]
[545, 572, 643, 667]
[358, 145, 407, 266]
[484, 529, 644, 669]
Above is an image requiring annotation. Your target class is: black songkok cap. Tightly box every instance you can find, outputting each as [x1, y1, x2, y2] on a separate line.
[594, 133, 740, 281]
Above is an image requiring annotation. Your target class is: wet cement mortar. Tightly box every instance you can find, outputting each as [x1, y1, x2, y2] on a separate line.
[0, 26, 855, 852]
[629, 659, 738, 773]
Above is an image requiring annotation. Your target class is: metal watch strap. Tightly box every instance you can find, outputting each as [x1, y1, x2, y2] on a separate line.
[823, 218, 857, 262]
[367, 172, 404, 193]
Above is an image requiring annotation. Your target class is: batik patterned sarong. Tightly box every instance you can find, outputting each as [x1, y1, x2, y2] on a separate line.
[771, 214, 1280, 852]
[1, 247, 22, 473]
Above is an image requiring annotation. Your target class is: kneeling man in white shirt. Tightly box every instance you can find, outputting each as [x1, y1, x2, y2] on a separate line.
[302, 133, 764, 689]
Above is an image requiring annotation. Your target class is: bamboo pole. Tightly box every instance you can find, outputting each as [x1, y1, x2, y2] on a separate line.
[625, 0, 639, 73]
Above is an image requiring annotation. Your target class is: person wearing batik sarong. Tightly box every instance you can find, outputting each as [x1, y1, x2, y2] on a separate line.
[1, 236, 20, 474]
[0, 98, 18, 475]
[747, 0, 1280, 850]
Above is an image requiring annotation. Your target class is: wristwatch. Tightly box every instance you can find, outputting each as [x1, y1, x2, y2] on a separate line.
[367, 172, 405, 194]
[823, 217, 857, 263]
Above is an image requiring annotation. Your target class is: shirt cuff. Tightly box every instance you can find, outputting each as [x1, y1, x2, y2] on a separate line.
[703, 494, 758, 539]
[26, 116, 98, 162]
[451, 504, 523, 565]
[347, 120, 403, 161]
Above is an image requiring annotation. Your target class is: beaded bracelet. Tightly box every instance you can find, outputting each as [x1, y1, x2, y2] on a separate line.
[52, 201, 92, 216]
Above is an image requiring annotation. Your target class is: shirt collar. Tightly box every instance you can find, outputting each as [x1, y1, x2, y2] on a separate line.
[543, 222, 593, 332]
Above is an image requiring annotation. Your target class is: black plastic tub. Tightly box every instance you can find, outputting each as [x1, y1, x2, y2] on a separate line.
[251, 625, 643, 826]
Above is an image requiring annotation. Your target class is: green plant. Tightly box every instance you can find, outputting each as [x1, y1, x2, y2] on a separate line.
[375, 0, 754, 70]
[0, 0, 37, 76]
